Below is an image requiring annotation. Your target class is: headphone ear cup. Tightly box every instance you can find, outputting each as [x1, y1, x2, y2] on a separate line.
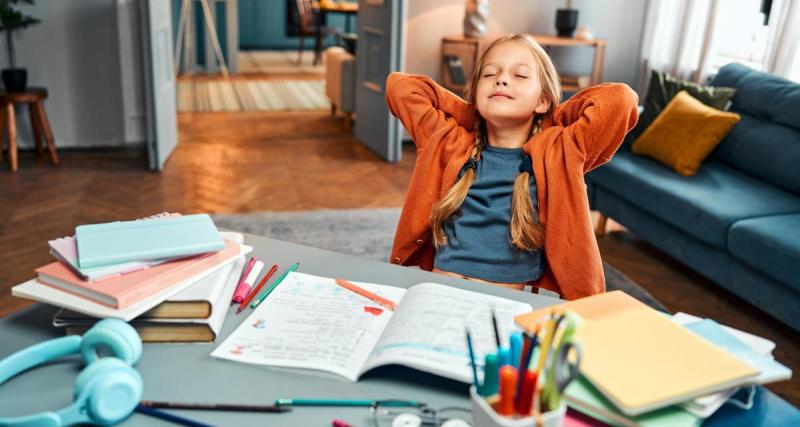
[80, 319, 142, 365]
[74, 358, 142, 426]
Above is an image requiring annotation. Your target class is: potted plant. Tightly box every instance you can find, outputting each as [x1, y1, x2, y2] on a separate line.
[555, 0, 578, 38]
[0, 0, 38, 92]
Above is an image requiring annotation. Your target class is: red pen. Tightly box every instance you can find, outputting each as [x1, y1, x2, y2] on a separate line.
[515, 369, 538, 415]
[237, 263, 278, 313]
[231, 257, 256, 303]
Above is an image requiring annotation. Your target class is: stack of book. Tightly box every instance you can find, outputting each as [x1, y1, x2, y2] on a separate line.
[515, 292, 792, 427]
[12, 213, 252, 343]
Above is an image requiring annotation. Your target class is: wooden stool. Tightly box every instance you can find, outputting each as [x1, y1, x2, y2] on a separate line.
[0, 87, 59, 172]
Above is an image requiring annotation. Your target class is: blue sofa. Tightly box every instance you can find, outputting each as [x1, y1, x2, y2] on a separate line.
[586, 63, 800, 331]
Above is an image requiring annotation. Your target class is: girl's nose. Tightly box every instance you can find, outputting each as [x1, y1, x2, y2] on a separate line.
[495, 79, 508, 87]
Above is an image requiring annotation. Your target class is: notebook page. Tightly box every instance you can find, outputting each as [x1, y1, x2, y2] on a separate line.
[360, 282, 532, 382]
[211, 272, 406, 381]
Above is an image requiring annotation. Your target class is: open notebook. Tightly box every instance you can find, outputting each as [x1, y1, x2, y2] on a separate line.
[211, 272, 532, 382]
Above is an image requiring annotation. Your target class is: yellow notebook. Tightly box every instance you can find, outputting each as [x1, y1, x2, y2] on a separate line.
[515, 291, 759, 416]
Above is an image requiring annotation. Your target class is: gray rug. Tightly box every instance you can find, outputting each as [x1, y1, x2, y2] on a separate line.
[213, 208, 667, 311]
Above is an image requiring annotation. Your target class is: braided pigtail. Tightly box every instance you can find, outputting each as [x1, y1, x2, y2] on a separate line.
[430, 121, 486, 248]
[509, 117, 544, 251]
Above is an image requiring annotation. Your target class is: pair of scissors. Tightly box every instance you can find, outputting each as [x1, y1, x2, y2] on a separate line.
[541, 312, 582, 412]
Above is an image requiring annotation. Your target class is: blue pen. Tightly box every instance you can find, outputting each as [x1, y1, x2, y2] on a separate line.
[135, 404, 212, 427]
[498, 346, 511, 367]
[465, 329, 480, 390]
[510, 332, 522, 369]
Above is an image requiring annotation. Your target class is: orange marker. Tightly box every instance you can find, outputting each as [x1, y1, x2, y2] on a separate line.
[498, 366, 518, 416]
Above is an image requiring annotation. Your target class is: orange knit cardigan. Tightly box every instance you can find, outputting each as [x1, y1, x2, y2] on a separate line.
[385, 72, 639, 300]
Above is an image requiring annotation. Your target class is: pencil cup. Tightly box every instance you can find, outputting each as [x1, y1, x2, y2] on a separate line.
[470, 386, 566, 427]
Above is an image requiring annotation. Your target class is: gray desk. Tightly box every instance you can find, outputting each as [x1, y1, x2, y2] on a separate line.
[0, 233, 559, 426]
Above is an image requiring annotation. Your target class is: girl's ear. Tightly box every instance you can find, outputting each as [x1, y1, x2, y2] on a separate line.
[534, 95, 551, 114]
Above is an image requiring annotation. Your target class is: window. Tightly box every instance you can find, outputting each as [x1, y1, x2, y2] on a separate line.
[708, 0, 770, 75]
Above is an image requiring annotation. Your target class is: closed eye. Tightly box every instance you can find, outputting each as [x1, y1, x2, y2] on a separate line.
[483, 73, 495, 77]
[516, 75, 529, 78]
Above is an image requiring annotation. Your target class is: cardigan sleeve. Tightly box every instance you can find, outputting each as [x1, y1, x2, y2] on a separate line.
[548, 83, 640, 172]
[385, 72, 475, 150]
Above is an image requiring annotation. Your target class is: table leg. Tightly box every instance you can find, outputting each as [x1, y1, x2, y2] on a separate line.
[314, 11, 326, 66]
[34, 101, 59, 166]
[6, 102, 17, 172]
[29, 104, 43, 155]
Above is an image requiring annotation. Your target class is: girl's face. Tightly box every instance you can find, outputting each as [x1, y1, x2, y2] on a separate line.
[475, 41, 551, 128]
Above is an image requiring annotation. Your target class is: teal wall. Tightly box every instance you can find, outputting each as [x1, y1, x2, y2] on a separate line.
[173, 0, 357, 59]
[239, 0, 356, 50]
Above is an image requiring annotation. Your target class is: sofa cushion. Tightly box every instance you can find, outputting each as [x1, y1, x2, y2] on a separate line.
[587, 150, 800, 249]
[729, 214, 800, 292]
[624, 69, 737, 147]
[709, 63, 800, 194]
[631, 91, 740, 176]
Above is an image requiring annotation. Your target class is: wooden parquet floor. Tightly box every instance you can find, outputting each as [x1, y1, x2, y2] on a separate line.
[1, 107, 797, 406]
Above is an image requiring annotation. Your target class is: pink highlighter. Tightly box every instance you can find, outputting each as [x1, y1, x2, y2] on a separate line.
[232, 259, 264, 303]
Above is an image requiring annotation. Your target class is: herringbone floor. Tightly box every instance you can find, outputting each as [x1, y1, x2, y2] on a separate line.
[1, 107, 797, 406]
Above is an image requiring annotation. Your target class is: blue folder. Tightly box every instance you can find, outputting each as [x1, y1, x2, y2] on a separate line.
[75, 214, 225, 268]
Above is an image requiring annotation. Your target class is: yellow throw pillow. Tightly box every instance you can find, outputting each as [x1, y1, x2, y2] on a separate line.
[631, 90, 741, 176]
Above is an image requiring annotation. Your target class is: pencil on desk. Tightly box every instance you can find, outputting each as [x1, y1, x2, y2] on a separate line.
[139, 400, 291, 413]
[135, 404, 212, 427]
[334, 278, 397, 311]
[251, 262, 300, 308]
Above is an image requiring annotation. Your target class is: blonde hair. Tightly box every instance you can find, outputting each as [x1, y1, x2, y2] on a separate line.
[430, 33, 561, 252]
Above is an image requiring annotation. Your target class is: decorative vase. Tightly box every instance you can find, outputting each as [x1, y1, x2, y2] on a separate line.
[555, 8, 579, 38]
[464, 0, 489, 38]
[2, 68, 27, 92]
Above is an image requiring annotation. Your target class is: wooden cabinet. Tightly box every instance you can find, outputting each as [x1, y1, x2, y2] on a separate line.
[441, 34, 606, 97]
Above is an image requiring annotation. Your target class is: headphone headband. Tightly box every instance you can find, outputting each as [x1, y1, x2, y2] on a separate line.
[0, 319, 143, 427]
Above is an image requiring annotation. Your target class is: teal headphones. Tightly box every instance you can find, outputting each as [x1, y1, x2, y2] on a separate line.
[0, 319, 143, 426]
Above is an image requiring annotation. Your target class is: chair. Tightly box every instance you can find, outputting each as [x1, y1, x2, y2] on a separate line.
[295, 0, 340, 66]
[323, 46, 356, 129]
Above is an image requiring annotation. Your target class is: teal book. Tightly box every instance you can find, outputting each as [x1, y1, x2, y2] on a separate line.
[565, 377, 703, 427]
[684, 319, 791, 385]
[75, 214, 224, 268]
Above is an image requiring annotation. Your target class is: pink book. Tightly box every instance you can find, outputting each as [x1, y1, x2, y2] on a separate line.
[36, 241, 240, 309]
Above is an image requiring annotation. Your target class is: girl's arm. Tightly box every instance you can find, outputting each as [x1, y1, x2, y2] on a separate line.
[548, 83, 640, 172]
[385, 72, 475, 150]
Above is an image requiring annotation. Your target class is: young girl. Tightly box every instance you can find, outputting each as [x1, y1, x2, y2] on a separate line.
[385, 33, 639, 300]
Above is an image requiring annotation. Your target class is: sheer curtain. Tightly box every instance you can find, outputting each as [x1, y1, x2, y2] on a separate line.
[763, 0, 800, 82]
[636, 0, 721, 93]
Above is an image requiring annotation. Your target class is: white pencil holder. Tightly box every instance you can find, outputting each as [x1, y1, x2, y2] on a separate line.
[470, 386, 566, 427]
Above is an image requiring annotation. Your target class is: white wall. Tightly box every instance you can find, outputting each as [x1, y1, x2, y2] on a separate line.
[0, 0, 145, 148]
[405, 0, 647, 91]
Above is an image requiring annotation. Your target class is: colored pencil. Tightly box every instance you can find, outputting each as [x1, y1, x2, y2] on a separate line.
[135, 405, 212, 427]
[139, 400, 291, 413]
[334, 278, 397, 311]
[491, 308, 502, 348]
[465, 328, 479, 388]
[251, 262, 300, 308]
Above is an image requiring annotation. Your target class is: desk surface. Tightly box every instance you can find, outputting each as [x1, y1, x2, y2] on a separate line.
[0, 233, 559, 426]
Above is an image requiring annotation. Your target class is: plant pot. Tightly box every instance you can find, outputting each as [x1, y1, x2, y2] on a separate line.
[2, 68, 27, 92]
[555, 8, 579, 38]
